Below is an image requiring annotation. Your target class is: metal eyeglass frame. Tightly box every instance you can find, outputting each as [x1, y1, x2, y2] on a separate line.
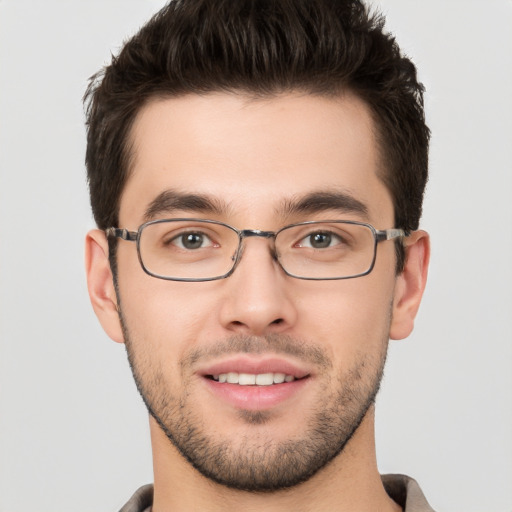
[106, 219, 408, 282]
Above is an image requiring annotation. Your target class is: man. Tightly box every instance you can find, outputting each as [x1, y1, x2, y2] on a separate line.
[84, 0, 431, 510]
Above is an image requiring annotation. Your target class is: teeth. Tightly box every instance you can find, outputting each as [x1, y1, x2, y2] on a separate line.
[212, 372, 296, 385]
[255, 373, 273, 386]
[239, 373, 256, 385]
[227, 372, 238, 384]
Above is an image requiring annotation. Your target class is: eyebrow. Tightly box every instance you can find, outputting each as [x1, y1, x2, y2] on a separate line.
[143, 188, 368, 223]
[279, 190, 369, 219]
[143, 189, 230, 221]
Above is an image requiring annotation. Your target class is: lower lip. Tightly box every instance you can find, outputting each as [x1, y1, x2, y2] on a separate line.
[203, 377, 309, 411]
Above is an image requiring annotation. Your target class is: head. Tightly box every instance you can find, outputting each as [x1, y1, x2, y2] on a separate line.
[84, 0, 429, 271]
[84, 0, 430, 494]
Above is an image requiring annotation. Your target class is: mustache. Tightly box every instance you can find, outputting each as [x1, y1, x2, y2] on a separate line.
[182, 333, 332, 370]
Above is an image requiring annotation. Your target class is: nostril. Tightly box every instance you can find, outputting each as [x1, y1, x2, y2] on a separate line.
[271, 318, 284, 325]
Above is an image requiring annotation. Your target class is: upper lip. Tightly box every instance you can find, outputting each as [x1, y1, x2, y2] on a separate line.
[199, 356, 311, 379]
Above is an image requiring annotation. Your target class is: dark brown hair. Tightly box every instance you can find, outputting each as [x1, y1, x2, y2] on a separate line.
[84, 0, 429, 271]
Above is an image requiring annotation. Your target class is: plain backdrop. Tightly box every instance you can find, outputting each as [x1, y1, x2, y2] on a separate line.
[0, 1, 511, 511]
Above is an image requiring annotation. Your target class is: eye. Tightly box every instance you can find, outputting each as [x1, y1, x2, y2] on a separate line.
[171, 231, 214, 250]
[297, 231, 342, 249]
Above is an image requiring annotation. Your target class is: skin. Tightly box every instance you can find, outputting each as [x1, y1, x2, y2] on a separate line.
[86, 92, 429, 511]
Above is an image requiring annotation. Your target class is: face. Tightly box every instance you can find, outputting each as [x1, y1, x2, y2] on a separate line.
[108, 92, 403, 490]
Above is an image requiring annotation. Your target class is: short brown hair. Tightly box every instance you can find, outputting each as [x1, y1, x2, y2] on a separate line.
[84, 0, 429, 271]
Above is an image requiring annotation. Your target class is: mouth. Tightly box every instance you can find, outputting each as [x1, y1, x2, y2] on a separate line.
[208, 372, 303, 386]
[200, 357, 310, 384]
[199, 358, 311, 410]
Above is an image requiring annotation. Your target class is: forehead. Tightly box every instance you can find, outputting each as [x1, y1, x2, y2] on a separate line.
[120, 92, 393, 226]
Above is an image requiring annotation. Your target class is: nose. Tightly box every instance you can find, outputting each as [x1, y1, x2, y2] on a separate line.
[218, 237, 298, 336]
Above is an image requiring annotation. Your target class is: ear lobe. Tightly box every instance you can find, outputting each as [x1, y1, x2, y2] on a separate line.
[85, 229, 125, 344]
[389, 230, 430, 340]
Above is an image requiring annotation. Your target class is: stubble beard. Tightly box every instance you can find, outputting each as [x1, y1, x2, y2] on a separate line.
[120, 313, 388, 492]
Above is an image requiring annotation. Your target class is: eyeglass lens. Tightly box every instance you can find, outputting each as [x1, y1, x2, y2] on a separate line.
[137, 220, 377, 280]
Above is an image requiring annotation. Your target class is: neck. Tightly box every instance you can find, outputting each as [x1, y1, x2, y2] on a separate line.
[149, 408, 401, 512]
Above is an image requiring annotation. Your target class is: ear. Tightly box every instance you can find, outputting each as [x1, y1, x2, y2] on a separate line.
[389, 230, 430, 340]
[85, 229, 125, 344]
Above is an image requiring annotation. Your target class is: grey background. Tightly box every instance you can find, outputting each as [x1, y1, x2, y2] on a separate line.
[0, 1, 511, 510]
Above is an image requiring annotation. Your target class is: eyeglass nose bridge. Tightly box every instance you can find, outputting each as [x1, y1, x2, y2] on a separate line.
[239, 229, 276, 239]
[230, 229, 279, 273]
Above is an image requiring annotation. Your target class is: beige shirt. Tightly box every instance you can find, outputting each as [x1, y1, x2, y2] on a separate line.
[119, 474, 435, 511]
[382, 474, 436, 512]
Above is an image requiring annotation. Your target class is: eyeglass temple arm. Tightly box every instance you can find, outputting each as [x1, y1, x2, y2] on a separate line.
[375, 228, 409, 242]
[105, 227, 138, 241]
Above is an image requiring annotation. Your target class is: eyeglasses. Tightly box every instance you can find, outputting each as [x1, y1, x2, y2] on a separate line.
[106, 219, 407, 282]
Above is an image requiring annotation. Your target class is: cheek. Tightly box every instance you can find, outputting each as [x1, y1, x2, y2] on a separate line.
[115, 246, 215, 358]
[120, 283, 209, 347]
[294, 277, 394, 361]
